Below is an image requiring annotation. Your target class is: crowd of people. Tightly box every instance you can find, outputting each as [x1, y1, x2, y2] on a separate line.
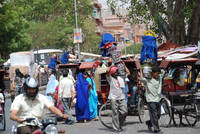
[45, 68, 99, 124]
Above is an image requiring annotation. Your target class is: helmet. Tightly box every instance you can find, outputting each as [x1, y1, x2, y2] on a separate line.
[109, 66, 118, 75]
[24, 77, 39, 99]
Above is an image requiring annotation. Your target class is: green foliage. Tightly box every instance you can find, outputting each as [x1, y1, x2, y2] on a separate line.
[26, 17, 74, 49]
[81, 17, 101, 54]
[0, 2, 32, 54]
[0, 58, 5, 63]
[122, 43, 142, 55]
[0, 0, 93, 57]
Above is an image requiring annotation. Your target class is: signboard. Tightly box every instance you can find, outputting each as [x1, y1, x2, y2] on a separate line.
[73, 28, 82, 44]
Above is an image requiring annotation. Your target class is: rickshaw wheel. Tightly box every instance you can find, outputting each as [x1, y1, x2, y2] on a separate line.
[99, 101, 113, 129]
[184, 103, 198, 126]
[159, 98, 172, 127]
[138, 96, 149, 123]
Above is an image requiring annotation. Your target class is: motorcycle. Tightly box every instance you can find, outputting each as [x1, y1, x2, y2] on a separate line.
[12, 117, 65, 134]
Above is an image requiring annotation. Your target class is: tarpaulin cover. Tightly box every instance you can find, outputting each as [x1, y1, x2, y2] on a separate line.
[48, 57, 56, 69]
[10, 52, 34, 66]
[99, 33, 116, 57]
[60, 52, 69, 64]
[140, 36, 158, 63]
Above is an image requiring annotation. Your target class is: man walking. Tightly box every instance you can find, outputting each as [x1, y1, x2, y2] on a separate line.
[59, 69, 75, 124]
[106, 66, 127, 132]
[140, 66, 164, 133]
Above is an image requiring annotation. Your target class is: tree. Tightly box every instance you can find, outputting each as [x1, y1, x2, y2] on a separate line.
[0, 1, 32, 56]
[107, 0, 200, 45]
[0, 0, 93, 58]
[81, 17, 101, 54]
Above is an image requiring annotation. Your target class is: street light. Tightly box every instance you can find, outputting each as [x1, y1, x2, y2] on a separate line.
[74, 0, 81, 63]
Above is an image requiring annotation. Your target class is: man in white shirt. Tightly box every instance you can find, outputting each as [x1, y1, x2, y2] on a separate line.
[59, 69, 75, 124]
[106, 66, 127, 132]
[10, 77, 68, 134]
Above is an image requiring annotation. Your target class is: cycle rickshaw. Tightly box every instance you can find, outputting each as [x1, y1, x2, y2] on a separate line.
[159, 58, 200, 127]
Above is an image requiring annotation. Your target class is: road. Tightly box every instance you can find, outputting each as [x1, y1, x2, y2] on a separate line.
[1, 95, 200, 134]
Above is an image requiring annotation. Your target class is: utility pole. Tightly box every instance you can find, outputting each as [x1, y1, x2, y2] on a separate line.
[74, 0, 81, 63]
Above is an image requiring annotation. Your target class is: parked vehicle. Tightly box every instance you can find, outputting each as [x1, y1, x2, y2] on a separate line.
[159, 58, 200, 127]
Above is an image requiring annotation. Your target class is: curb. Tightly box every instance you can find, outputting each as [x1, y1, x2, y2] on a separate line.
[5, 85, 46, 99]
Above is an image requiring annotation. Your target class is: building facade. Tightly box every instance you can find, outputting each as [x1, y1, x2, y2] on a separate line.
[92, 0, 149, 44]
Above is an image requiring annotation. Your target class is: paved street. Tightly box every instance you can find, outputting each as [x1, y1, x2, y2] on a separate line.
[1, 94, 200, 134]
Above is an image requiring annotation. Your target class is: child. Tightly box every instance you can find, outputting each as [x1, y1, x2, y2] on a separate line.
[140, 66, 164, 133]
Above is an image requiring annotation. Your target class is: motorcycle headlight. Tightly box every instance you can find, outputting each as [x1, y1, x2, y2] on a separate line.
[44, 124, 58, 134]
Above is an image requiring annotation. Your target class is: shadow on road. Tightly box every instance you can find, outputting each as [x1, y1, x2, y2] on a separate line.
[137, 130, 154, 133]
[124, 121, 140, 126]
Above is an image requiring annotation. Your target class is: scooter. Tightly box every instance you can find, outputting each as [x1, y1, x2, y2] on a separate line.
[12, 117, 65, 134]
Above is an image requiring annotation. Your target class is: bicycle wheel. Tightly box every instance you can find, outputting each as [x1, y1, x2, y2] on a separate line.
[184, 103, 198, 126]
[137, 96, 149, 123]
[99, 102, 113, 129]
[0, 104, 6, 131]
[159, 99, 172, 127]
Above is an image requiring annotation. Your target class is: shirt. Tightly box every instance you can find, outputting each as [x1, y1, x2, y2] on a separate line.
[141, 70, 165, 102]
[106, 75, 125, 100]
[10, 93, 53, 127]
[59, 77, 75, 98]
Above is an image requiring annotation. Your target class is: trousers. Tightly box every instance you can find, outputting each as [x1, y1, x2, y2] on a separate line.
[62, 98, 74, 121]
[146, 102, 161, 131]
[111, 99, 127, 130]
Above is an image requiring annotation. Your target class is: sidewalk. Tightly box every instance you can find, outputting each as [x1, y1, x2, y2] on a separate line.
[5, 85, 46, 99]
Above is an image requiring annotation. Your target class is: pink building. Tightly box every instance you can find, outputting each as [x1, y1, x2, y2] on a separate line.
[92, 0, 149, 44]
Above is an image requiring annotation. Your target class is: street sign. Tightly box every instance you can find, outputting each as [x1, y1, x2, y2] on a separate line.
[73, 28, 82, 44]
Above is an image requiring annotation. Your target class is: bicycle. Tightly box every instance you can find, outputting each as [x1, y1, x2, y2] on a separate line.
[99, 81, 148, 129]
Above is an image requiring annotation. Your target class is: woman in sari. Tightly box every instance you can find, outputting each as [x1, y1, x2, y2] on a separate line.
[86, 72, 98, 121]
[75, 73, 90, 123]
[45, 70, 58, 103]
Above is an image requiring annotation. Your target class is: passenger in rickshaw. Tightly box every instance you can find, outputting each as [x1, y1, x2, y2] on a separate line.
[127, 70, 139, 107]
[169, 66, 199, 91]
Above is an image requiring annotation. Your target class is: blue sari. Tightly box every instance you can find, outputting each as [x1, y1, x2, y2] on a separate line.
[86, 77, 98, 119]
[75, 73, 90, 121]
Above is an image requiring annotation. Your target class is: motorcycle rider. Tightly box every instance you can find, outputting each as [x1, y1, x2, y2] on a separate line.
[10, 77, 68, 134]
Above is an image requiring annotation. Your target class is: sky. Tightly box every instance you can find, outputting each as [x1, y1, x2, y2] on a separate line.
[98, 0, 109, 9]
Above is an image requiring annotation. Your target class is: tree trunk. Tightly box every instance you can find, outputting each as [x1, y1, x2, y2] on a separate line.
[168, 0, 186, 45]
[186, 0, 200, 45]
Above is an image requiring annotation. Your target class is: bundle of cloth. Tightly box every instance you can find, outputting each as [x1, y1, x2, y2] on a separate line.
[99, 33, 117, 57]
[140, 31, 158, 64]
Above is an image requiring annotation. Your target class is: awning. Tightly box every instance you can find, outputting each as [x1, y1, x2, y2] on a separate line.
[79, 62, 100, 69]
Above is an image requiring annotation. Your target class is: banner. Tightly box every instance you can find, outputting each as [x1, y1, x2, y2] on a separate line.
[73, 28, 82, 44]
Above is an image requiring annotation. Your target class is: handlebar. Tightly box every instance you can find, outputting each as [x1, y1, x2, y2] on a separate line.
[23, 117, 36, 123]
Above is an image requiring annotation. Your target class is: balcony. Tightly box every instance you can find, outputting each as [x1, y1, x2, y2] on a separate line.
[93, 8, 101, 19]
